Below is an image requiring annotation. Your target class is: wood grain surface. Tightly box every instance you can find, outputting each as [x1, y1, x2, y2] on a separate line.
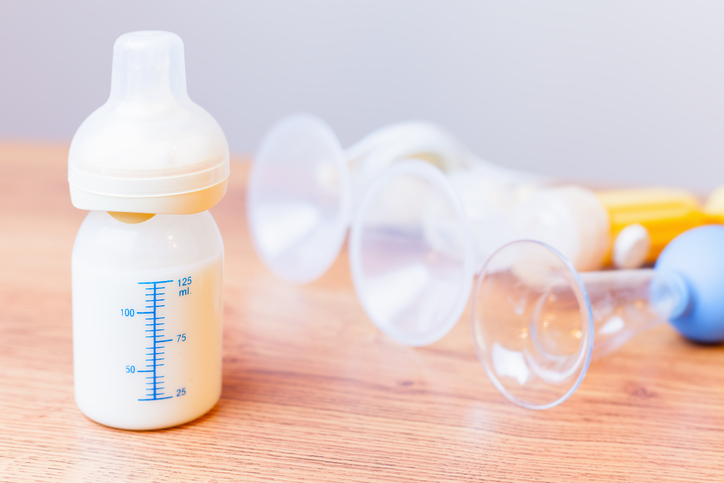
[0, 142, 723, 482]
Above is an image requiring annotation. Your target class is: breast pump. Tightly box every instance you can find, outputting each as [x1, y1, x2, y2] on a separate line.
[246, 114, 542, 284]
[68, 31, 228, 430]
[471, 225, 724, 409]
[350, 159, 724, 408]
[349, 156, 715, 347]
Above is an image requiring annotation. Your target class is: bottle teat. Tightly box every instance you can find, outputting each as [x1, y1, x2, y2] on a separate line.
[68, 31, 229, 214]
[110, 31, 189, 113]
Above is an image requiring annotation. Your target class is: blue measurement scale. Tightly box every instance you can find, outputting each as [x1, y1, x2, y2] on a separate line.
[120, 275, 193, 403]
[136, 280, 174, 401]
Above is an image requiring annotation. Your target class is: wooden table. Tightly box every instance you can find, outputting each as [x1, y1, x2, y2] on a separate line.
[1, 142, 723, 482]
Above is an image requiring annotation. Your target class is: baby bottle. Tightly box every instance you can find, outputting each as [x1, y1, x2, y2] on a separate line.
[68, 31, 229, 430]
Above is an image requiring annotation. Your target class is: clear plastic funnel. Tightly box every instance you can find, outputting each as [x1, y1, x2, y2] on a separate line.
[349, 160, 545, 346]
[350, 161, 475, 346]
[247, 114, 351, 283]
[471, 239, 690, 409]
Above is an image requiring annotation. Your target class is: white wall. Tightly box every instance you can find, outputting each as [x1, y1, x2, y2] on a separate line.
[1, 0, 724, 189]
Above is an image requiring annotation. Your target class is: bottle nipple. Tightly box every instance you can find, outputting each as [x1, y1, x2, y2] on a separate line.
[110, 31, 188, 114]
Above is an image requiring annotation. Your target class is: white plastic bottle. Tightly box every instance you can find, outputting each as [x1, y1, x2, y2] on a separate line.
[72, 212, 223, 430]
[68, 32, 229, 430]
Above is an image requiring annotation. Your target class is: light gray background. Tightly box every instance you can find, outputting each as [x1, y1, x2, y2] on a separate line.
[1, 0, 723, 189]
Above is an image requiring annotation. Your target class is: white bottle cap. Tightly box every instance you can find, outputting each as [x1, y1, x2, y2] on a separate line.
[68, 31, 229, 214]
[613, 223, 651, 269]
[510, 186, 610, 271]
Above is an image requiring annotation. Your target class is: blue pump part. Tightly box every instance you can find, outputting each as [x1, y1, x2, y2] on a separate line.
[655, 224, 724, 343]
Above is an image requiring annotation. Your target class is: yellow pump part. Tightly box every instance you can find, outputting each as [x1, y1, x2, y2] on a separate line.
[596, 187, 709, 266]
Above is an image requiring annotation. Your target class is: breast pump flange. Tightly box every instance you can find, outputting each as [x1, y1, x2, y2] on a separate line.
[349, 159, 545, 347]
[246, 114, 485, 284]
[350, 161, 477, 346]
[471, 225, 724, 409]
[69, 31, 228, 430]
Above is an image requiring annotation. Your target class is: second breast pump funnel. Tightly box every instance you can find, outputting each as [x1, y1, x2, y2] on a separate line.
[471, 225, 724, 409]
[350, 158, 542, 346]
[246, 114, 473, 283]
[350, 162, 476, 346]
